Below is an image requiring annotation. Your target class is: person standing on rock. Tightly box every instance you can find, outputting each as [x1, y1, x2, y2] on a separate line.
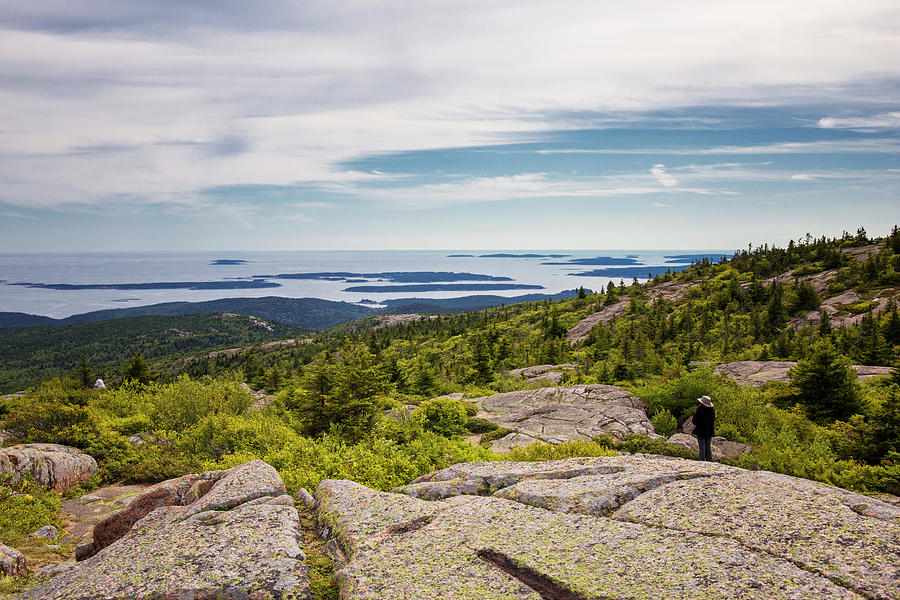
[693, 395, 715, 461]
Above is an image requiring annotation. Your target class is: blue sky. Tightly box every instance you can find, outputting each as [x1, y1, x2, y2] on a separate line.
[0, 1, 898, 251]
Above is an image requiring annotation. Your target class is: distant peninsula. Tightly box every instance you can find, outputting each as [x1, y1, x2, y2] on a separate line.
[570, 266, 685, 278]
[260, 271, 513, 283]
[479, 253, 571, 258]
[664, 253, 729, 263]
[343, 283, 544, 292]
[9, 279, 280, 291]
[542, 256, 642, 266]
[210, 259, 248, 265]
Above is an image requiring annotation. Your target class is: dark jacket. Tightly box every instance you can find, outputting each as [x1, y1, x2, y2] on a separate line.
[693, 404, 715, 438]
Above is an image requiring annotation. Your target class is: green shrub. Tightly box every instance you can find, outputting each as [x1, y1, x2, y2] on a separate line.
[412, 397, 468, 437]
[479, 427, 513, 444]
[506, 440, 617, 461]
[846, 300, 879, 315]
[461, 401, 478, 417]
[650, 408, 677, 437]
[466, 417, 498, 434]
[0, 476, 61, 546]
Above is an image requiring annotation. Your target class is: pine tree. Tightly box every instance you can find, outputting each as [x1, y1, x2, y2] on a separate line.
[818, 310, 833, 338]
[122, 352, 150, 385]
[76, 354, 93, 388]
[789, 341, 861, 423]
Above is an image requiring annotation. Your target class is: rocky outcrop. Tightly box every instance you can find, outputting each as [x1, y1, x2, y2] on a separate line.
[0, 444, 98, 492]
[712, 361, 894, 386]
[0, 543, 26, 577]
[317, 455, 898, 599]
[28, 525, 58, 540]
[22, 460, 311, 600]
[567, 280, 697, 343]
[471, 384, 657, 451]
[566, 299, 629, 341]
[507, 363, 577, 384]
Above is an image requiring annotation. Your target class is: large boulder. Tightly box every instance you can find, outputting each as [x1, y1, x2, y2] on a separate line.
[316, 455, 898, 599]
[0, 543, 26, 577]
[470, 384, 656, 451]
[0, 444, 97, 492]
[712, 361, 893, 386]
[21, 460, 311, 600]
[507, 364, 577, 384]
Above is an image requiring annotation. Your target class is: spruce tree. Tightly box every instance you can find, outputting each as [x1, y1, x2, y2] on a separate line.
[789, 340, 861, 423]
[76, 354, 93, 388]
[122, 352, 150, 385]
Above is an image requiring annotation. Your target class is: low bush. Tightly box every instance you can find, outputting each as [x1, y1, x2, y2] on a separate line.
[466, 417, 498, 433]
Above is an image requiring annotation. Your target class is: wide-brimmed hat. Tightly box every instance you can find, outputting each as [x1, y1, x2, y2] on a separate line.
[697, 395, 713, 407]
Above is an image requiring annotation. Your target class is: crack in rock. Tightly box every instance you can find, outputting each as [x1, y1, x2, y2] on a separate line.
[477, 549, 593, 600]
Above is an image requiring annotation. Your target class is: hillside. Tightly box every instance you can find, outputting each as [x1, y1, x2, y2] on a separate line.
[1, 227, 899, 598]
[0, 297, 374, 329]
[0, 312, 306, 393]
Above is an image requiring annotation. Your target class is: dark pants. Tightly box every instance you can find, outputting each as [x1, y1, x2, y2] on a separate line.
[697, 436, 712, 461]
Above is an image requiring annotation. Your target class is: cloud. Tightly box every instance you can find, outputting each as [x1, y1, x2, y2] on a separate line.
[817, 112, 900, 129]
[651, 202, 669, 207]
[790, 173, 814, 180]
[651, 164, 678, 187]
[0, 0, 899, 214]
[327, 172, 721, 209]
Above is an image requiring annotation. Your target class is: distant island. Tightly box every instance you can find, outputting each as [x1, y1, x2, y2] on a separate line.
[210, 259, 248, 265]
[570, 266, 685, 278]
[479, 253, 571, 258]
[664, 253, 729, 263]
[343, 283, 544, 292]
[259, 271, 514, 283]
[543, 256, 642, 266]
[9, 279, 280, 291]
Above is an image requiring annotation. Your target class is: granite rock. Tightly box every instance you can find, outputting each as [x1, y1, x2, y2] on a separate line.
[320, 455, 891, 599]
[713, 360, 893, 386]
[28, 525, 58, 540]
[21, 460, 310, 600]
[471, 384, 657, 450]
[0, 543, 26, 577]
[0, 444, 98, 492]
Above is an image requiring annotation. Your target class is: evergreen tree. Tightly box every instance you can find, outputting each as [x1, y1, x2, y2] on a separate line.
[76, 354, 93, 388]
[766, 280, 787, 332]
[292, 342, 389, 440]
[818, 309, 833, 338]
[469, 336, 494, 384]
[122, 352, 151, 385]
[789, 340, 861, 423]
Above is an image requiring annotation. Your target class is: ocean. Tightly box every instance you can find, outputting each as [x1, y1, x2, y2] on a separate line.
[0, 250, 728, 319]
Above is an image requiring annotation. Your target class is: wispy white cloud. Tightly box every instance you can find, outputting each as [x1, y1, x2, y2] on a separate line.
[326, 172, 722, 209]
[651, 164, 678, 187]
[790, 173, 814, 180]
[651, 202, 669, 207]
[817, 112, 900, 129]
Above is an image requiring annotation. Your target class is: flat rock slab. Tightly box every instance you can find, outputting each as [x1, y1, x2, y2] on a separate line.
[21, 460, 311, 600]
[318, 455, 890, 599]
[0, 444, 98, 493]
[713, 361, 893, 386]
[472, 384, 656, 449]
[507, 364, 577, 384]
[61, 484, 149, 549]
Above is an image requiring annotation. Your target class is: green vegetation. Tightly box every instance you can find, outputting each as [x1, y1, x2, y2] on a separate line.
[0, 312, 307, 393]
[1, 226, 899, 589]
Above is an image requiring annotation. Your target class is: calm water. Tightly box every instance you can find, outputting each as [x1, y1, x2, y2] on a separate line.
[0, 250, 724, 318]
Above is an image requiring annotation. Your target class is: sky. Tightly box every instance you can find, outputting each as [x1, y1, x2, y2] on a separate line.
[0, 0, 898, 252]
